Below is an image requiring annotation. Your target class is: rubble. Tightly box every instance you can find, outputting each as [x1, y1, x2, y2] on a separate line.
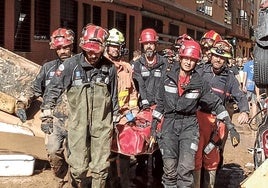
[0, 47, 40, 100]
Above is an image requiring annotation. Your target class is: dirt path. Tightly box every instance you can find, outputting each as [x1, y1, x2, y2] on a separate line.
[0, 113, 257, 188]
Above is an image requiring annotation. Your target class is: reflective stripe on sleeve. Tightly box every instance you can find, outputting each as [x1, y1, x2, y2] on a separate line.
[216, 110, 229, 120]
[142, 99, 149, 105]
[152, 109, 163, 120]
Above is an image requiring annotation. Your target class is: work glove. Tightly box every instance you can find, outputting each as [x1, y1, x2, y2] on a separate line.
[41, 117, 53, 134]
[220, 116, 240, 147]
[229, 127, 240, 147]
[149, 118, 159, 148]
[16, 109, 27, 123]
[15, 101, 27, 123]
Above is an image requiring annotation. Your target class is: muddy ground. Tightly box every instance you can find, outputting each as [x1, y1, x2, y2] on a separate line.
[0, 113, 257, 188]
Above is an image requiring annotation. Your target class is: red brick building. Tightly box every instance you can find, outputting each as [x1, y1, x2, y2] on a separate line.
[0, 0, 259, 65]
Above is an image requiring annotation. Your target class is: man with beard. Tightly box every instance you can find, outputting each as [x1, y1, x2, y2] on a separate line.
[199, 30, 222, 65]
[104, 28, 138, 188]
[132, 28, 168, 184]
[194, 40, 249, 188]
[41, 24, 119, 188]
[16, 27, 75, 187]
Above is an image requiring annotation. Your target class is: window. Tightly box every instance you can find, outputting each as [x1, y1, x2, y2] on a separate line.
[107, 10, 114, 29]
[0, 0, 4, 46]
[60, 0, 78, 52]
[196, 0, 213, 16]
[169, 24, 179, 43]
[34, 0, 50, 41]
[83, 4, 102, 26]
[107, 10, 126, 34]
[196, 31, 203, 41]
[93, 6, 101, 26]
[187, 28, 195, 39]
[14, 0, 31, 52]
[115, 12, 126, 37]
[83, 3, 91, 26]
[129, 15, 135, 60]
[142, 16, 163, 33]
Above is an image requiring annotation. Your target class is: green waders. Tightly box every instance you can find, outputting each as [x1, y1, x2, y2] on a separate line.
[67, 83, 113, 188]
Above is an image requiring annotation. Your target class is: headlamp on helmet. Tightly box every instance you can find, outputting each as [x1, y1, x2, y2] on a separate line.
[210, 40, 233, 58]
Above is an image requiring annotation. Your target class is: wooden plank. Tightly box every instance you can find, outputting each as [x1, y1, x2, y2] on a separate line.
[0, 47, 40, 99]
[0, 99, 44, 138]
[0, 132, 47, 160]
[240, 159, 268, 188]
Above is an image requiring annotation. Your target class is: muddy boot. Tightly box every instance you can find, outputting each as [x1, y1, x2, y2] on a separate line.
[203, 170, 216, 188]
[49, 148, 69, 179]
[193, 170, 201, 188]
[67, 172, 81, 188]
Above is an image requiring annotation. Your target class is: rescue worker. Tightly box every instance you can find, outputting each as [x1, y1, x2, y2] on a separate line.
[161, 48, 176, 71]
[199, 30, 222, 65]
[174, 34, 193, 51]
[150, 40, 239, 188]
[104, 28, 138, 188]
[16, 28, 74, 187]
[41, 24, 119, 188]
[195, 40, 249, 188]
[173, 34, 193, 63]
[132, 28, 167, 181]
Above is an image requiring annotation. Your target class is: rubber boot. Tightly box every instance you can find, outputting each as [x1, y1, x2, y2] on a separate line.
[203, 170, 216, 188]
[193, 170, 201, 188]
[48, 148, 68, 179]
[92, 177, 106, 188]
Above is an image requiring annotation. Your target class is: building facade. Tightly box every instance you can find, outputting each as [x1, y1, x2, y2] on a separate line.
[0, 0, 259, 65]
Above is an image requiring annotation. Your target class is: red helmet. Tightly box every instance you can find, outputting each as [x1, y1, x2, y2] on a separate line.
[139, 28, 158, 44]
[79, 24, 109, 53]
[49, 28, 74, 49]
[174, 34, 193, 49]
[200, 30, 222, 48]
[179, 40, 201, 60]
[162, 49, 175, 58]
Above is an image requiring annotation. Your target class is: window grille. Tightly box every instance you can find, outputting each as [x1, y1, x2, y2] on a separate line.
[60, 0, 78, 53]
[83, 3, 91, 26]
[14, 0, 31, 52]
[0, 0, 4, 46]
[34, 0, 50, 41]
[169, 24, 179, 43]
[93, 6, 101, 26]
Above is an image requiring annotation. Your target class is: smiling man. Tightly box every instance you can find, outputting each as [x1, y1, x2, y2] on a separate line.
[195, 40, 249, 187]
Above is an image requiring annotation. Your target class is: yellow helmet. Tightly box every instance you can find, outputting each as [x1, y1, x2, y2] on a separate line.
[107, 28, 125, 46]
[210, 40, 233, 58]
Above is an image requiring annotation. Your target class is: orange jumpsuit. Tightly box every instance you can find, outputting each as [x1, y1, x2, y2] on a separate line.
[113, 60, 139, 123]
[195, 111, 227, 171]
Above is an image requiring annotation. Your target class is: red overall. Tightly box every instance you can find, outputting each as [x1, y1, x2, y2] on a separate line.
[195, 111, 227, 170]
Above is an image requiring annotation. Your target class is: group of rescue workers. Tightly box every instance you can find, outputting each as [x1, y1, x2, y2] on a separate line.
[14, 23, 250, 188]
